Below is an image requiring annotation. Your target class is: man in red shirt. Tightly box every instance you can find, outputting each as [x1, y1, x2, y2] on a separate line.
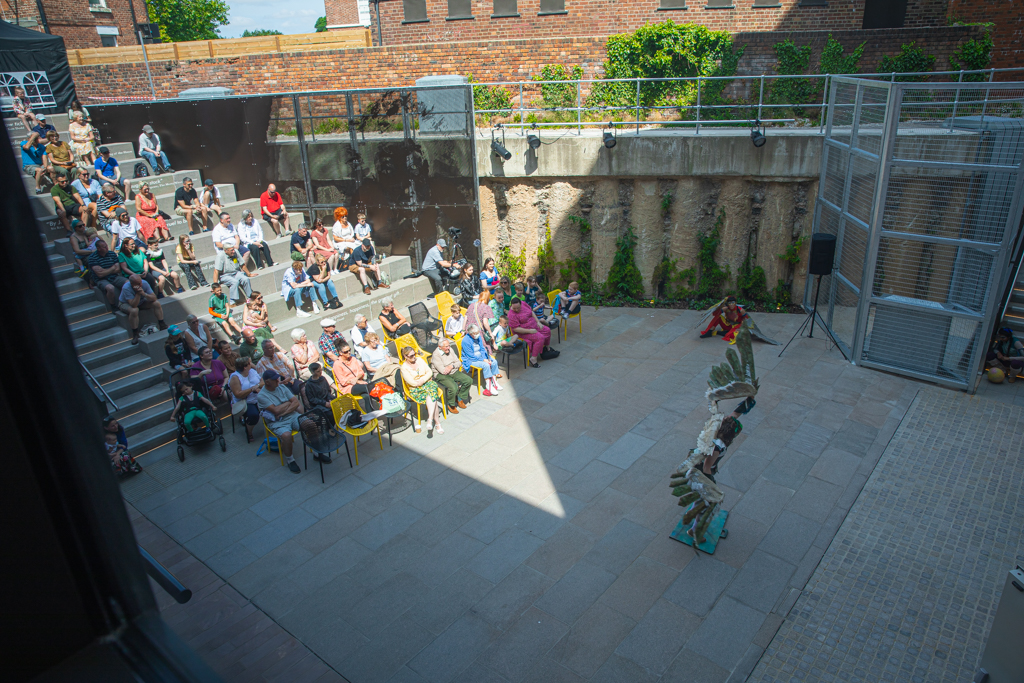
[259, 183, 291, 236]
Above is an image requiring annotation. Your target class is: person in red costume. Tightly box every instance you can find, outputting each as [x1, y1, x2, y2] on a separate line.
[700, 296, 749, 343]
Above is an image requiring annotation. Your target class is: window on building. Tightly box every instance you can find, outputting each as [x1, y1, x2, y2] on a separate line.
[492, 0, 519, 17]
[539, 0, 566, 14]
[100, 35, 117, 47]
[753, 0, 781, 6]
[448, 0, 472, 19]
[705, 0, 734, 7]
[862, 0, 906, 27]
[799, 0, 827, 5]
[658, 0, 686, 8]
[89, 0, 111, 9]
[403, 0, 428, 23]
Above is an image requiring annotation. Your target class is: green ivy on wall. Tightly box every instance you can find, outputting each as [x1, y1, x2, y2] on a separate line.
[878, 42, 936, 82]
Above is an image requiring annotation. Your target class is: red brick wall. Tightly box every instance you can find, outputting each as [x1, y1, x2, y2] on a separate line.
[904, 0, 949, 29]
[44, 0, 149, 49]
[948, 0, 1022, 70]
[326, 0, 362, 26]
[69, 26, 986, 101]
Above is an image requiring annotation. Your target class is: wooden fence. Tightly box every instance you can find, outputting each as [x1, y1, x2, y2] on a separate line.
[70, 29, 373, 66]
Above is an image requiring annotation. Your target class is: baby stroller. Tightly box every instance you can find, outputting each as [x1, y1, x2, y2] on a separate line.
[174, 380, 226, 462]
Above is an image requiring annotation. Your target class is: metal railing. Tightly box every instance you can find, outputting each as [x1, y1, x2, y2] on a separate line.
[139, 545, 192, 604]
[81, 359, 118, 411]
[470, 67, 1024, 135]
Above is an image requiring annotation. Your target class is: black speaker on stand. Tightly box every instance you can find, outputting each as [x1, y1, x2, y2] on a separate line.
[779, 233, 848, 359]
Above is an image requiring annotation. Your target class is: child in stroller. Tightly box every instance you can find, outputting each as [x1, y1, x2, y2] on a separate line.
[170, 379, 226, 461]
[106, 431, 142, 476]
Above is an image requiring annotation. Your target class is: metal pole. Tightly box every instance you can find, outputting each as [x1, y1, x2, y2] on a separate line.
[949, 70, 963, 132]
[519, 82, 524, 129]
[635, 78, 641, 135]
[757, 74, 764, 123]
[980, 68, 995, 125]
[576, 79, 581, 134]
[695, 77, 701, 136]
[292, 94, 315, 227]
[138, 30, 156, 101]
[818, 75, 829, 134]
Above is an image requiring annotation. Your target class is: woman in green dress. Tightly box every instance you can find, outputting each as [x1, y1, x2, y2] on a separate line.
[399, 346, 443, 437]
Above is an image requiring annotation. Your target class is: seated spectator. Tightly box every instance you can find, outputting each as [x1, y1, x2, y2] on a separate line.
[290, 223, 314, 266]
[21, 132, 51, 194]
[350, 314, 377, 348]
[524, 275, 541, 307]
[378, 298, 412, 338]
[532, 292, 560, 329]
[349, 238, 388, 295]
[202, 178, 223, 213]
[72, 167, 102, 219]
[354, 212, 372, 242]
[508, 296, 557, 367]
[106, 430, 141, 476]
[51, 171, 88, 234]
[493, 314, 521, 352]
[135, 182, 171, 242]
[497, 276, 514, 303]
[257, 339, 303, 395]
[238, 210, 274, 270]
[420, 237, 455, 296]
[175, 235, 209, 291]
[213, 243, 254, 302]
[357, 332, 392, 375]
[307, 252, 342, 309]
[259, 183, 291, 236]
[558, 281, 583, 319]
[290, 328, 322, 381]
[119, 274, 167, 345]
[112, 207, 144, 251]
[455, 263, 480, 307]
[69, 111, 97, 166]
[491, 288, 508, 319]
[211, 212, 249, 258]
[138, 125, 174, 174]
[466, 291, 498, 347]
[145, 236, 183, 295]
[94, 146, 130, 198]
[190, 346, 229, 401]
[445, 304, 465, 337]
[461, 325, 502, 396]
[169, 380, 215, 432]
[215, 340, 239, 374]
[238, 326, 277, 364]
[988, 327, 1024, 381]
[310, 219, 339, 271]
[318, 318, 344, 365]
[256, 370, 304, 472]
[332, 341, 379, 407]
[118, 235, 160, 294]
[184, 314, 214, 356]
[164, 325, 194, 385]
[332, 207, 357, 253]
[68, 98, 92, 124]
[400, 346, 443, 435]
[97, 183, 125, 234]
[303, 362, 336, 412]
[229, 356, 263, 443]
[12, 87, 38, 132]
[103, 415, 128, 448]
[89, 239, 128, 310]
[242, 291, 276, 332]
[32, 112, 56, 140]
[513, 281, 527, 304]
[209, 282, 243, 343]
[282, 259, 337, 318]
[431, 337, 471, 413]
[70, 220, 100, 276]
[175, 177, 208, 235]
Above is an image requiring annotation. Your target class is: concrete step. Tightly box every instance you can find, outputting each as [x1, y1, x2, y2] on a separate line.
[61, 285, 101, 308]
[103, 366, 165, 401]
[156, 229, 295, 271]
[91, 353, 155, 385]
[56, 274, 88, 295]
[79, 338, 144, 371]
[129, 421, 182, 457]
[28, 181, 236, 220]
[118, 402, 175, 440]
[49, 253, 68, 268]
[44, 241, 55, 256]
[52, 262, 74, 279]
[69, 312, 119, 340]
[1003, 313, 1024, 334]
[64, 300, 109, 324]
[74, 326, 131, 355]
[1007, 302, 1024, 318]
[7, 113, 70, 137]
[111, 384, 174, 422]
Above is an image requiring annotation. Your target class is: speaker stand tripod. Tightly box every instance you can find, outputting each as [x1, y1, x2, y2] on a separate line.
[778, 274, 849, 360]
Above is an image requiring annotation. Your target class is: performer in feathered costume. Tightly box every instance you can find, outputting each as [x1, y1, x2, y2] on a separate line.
[697, 295, 780, 345]
[670, 327, 758, 545]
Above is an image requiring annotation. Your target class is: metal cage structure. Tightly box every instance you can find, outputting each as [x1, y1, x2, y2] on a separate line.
[808, 77, 1024, 391]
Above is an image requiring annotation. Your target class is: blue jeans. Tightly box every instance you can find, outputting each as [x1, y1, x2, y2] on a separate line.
[140, 149, 170, 171]
[285, 281, 335, 309]
[470, 359, 499, 379]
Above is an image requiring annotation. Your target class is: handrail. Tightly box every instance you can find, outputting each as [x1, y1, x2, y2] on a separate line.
[138, 545, 192, 604]
[81, 359, 118, 411]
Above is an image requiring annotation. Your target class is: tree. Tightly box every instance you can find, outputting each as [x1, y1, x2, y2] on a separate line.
[315, 16, 327, 32]
[242, 29, 282, 37]
[145, 0, 229, 43]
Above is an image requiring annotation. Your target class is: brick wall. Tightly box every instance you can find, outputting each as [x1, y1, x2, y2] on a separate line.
[69, 25, 986, 101]
[904, 0, 949, 29]
[325, 0, 362, 26]
[43, 0, 149, 49]
[948, 0, 1023, 70]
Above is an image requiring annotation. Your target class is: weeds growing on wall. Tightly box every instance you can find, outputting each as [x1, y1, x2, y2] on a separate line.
[536, 220, 557, 288]
[694, 210, 730, 305]
[534, 65, 584, 120]
[605, 227, 645, 299]
[468, 74, 513, 123]
[652, 258, 695, 301]
[770, 39, 815, 115]
[819, 34, 865, 76]
[497, 245, 527, 283]
[878, 42, 936, 82]
[737, 258, 770, 306]
[950, 30, 994, 81]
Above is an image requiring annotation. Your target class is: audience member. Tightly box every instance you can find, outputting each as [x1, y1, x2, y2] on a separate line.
[94, 146, 130, 197]
[256, 370, 304, 472]
[318, 318, 344, 364]
[70, 220, 100, 276]
[558, 281, 582, 319]
[175, 177, 208, 234]
[112, 207, 143, 250]
[461, 325, 501, 395]
[184, 313, 213, 354]
[238, 326, 277, 364]
[260, 183, 290, 236]
[431, 337, 471, 413]
[282, 259, 337, 318]
[310, 219, 339, 270]
[68, 99, 92, 123]
[420, 237, 454, 295]
[378, 298, 412, 338]
[238, 210, 274, 269]
[491, 288, 507, 319]
[21, 132, 51, 194]
[257, 340, 303, 395]
[445, 304, 465, 337]
[229, 356, 263, 442]
[213, 243, 254, 302]
[164, 325, 194, 385]
[290, 223, 314, 265]
[242, 291, 276, 332]
[400, 346, 443, 435]
[135, 182, 171, 242]
[202, 178, 223, 213]
[89, 239, 128, 310]
[103, 415, 129, 448]
[68, 111, 96, 166]
[349, 238, 388, 295]
[455, 263, 480, 307]
[51, 171, 87, 234]
[119, 274, 167, 344]
[332, 207, 357, 252]
[354, 212, 372, 242]
[493, 314, 520, 352]
[145, 236, 184, 294]
[508, 296, 557, 367]
[96, 183, 125, 233]
[307, 252, 342, 309]
[524, 275, 541, 306]
[988, 327, 1024, 381]
[466, 291, 498, 345]
[12, 87, 38, 132]
[106, 430, 142, 476]
[498, 276, 514, 302]
[32, 112, 56, 140]
[72, 167, 102, 222]
[211, 211, 245, 255]
[357, 332, 396, 379]
[332, 341, 377, 406]
[215, 340, 239, 373]
[303, 363, 336, 411]
[350, 315, 376, 348]
[169, 380, 215, 432]
[175, 235, 208, 290]
[290, 328, 322, 381]
[513, 281, 527, 304]
[117, 231, 159, 294]
[138, 125, 173, 173]
[190, 346, 228, 401]
[533, 292, 559, 329]
[44, 130, 76, 180]
[209, 282, 243, 343]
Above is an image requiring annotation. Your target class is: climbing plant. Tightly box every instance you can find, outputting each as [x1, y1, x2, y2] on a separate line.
[652, 257, 695, 301]
[737, 258, 769, 306]
[819, 34, 865, 75]
[605, 227, 645, 299]
[694, 210, 730, 304]
[770, 39, 815, 111]
[497, 245, 527, 283]
[951, 31, 994, 81]
[533, 65, 583, 114]
[536, 220, 557, 288]
[559, 216, 593, 292]
[878, 42, 936, 82]
[468, 74, 513, 122]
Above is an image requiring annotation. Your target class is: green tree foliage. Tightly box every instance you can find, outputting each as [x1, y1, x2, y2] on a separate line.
[770, 39, 814, 108]
[605, 227, 645, 299]
[315, 16, 327, 32]
[497, 245, 527, 284]
[951, 32, 994, 81]
[146, 0, 229, 42]
[652, 258, 695, 300]
[736, 258, 769, 306]
[694, 210, 730, 303]
[533, 64, 583, 112]
[878, 42, 936, 82]
[242, 29, 282, 37]
[468, 74, 513, 122]
[819, 34, 865, 75]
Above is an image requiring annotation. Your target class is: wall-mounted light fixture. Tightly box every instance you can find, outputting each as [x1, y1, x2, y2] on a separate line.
[527, 123, 541, 150]
[491, 124, 511, 160]
[751, 120, 766, 148]
[603, 121, 617, 149]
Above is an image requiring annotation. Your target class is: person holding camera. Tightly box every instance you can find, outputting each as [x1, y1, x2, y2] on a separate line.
[421, 236, 457, 297]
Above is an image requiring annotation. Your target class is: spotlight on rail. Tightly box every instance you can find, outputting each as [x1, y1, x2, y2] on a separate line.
[527, 123, 541, 150]
[750, 120, 767, 148]
[491, 124, 512, 160]
[603, 121, 617, 149]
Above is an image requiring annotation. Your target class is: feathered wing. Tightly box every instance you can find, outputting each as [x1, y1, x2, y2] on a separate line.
[705, 327, 759, 403]
[696, 297, 728, 328]
[744, 316, 780, 345]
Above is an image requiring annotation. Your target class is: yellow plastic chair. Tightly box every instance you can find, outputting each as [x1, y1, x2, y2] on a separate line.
[451, 333, 483, 396]
[330, 394, 384, 466]
[434, 291, 456, 317]
[256, 420, 297, 466]
[399, 370, 448, 428]
[394, 333, 431, 363]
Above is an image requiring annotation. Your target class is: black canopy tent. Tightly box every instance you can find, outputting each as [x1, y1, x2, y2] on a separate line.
[0, 20, 76, 113]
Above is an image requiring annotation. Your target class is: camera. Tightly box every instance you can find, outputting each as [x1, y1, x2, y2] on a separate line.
[448, 226, 461, 239]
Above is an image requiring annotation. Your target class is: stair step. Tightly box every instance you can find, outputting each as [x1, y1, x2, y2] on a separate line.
[64, 300, 109, 324]
[79, 338, 142, 370]
[44, 242, 55, 255]
[48, 253, 67, 267]
[130, 422, 183, 457]
[56, 275, 88, 295]
[62, 286, 101, 308]
[52, 263, 74, 278]
[111, 384, 174, 421]
[119, 402, 175, 439]
[74, 326, 131, 354]
[69, 313, 119, 340]
[103, 366, 165, 401]
[91, 354, 155, 385]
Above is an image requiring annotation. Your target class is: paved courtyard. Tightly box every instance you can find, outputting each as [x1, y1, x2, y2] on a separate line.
[122, 306, 998, 683]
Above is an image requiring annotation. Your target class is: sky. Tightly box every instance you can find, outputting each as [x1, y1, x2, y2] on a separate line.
[220, 0, 326, 37]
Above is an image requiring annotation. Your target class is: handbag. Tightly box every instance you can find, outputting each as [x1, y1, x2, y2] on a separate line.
[231, 399, 247, 416]
[369, 382, 394, 399]
[380, 393, 406, 414]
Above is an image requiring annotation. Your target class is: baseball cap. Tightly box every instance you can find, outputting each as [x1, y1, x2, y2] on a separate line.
[98, 146, 109, 154]
[142, 124, 154, 133]
[37, 113, 47, 121]
[362, 238, 371, 248]
[320, 318, 336, 328]
[167, 325, 181, 336]
[204, 179, 214, 186]
[114, 207, 127, 217]
[437, 238, 447, 248]
[262, 370, 281, 381]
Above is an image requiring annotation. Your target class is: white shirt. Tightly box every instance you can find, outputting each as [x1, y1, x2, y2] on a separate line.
[350, 322, 377, 346]
[354, 221, 372, 239]
[211, 223, 239, 253]
[202, 186, 222, 207]
[332, 220, 356, 251]
[230, 368, 261, 405]
[358, 343, 390, 369]
[113, 218, 141, 243]
[445, 315, 465, 336]
[237, 218, 264, 246]
[138, 132, 161, 152]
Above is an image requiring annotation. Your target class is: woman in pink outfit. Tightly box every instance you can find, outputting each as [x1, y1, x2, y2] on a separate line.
[506, 297, 556, 368]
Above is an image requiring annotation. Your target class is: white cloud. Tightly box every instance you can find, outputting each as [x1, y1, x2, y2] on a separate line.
[223, 0, 325, 37]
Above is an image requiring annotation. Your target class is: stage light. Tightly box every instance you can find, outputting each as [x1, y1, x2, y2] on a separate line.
[491, 140, 512, 160]
[603, 122, 616, 149]
[751, 120, 766, 148]
[527, 123, 541, 150]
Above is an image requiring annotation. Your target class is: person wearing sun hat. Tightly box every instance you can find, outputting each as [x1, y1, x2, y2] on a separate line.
[139, 124, 173, 174]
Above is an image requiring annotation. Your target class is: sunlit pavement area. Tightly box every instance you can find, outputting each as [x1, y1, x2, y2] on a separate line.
[121, 307, 1023, 683]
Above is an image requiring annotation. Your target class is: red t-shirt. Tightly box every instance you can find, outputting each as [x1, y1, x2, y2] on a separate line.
[260, 191, 283, 214]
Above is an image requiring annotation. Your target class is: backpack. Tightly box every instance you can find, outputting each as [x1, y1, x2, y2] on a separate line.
[133, 162, 150, 179]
